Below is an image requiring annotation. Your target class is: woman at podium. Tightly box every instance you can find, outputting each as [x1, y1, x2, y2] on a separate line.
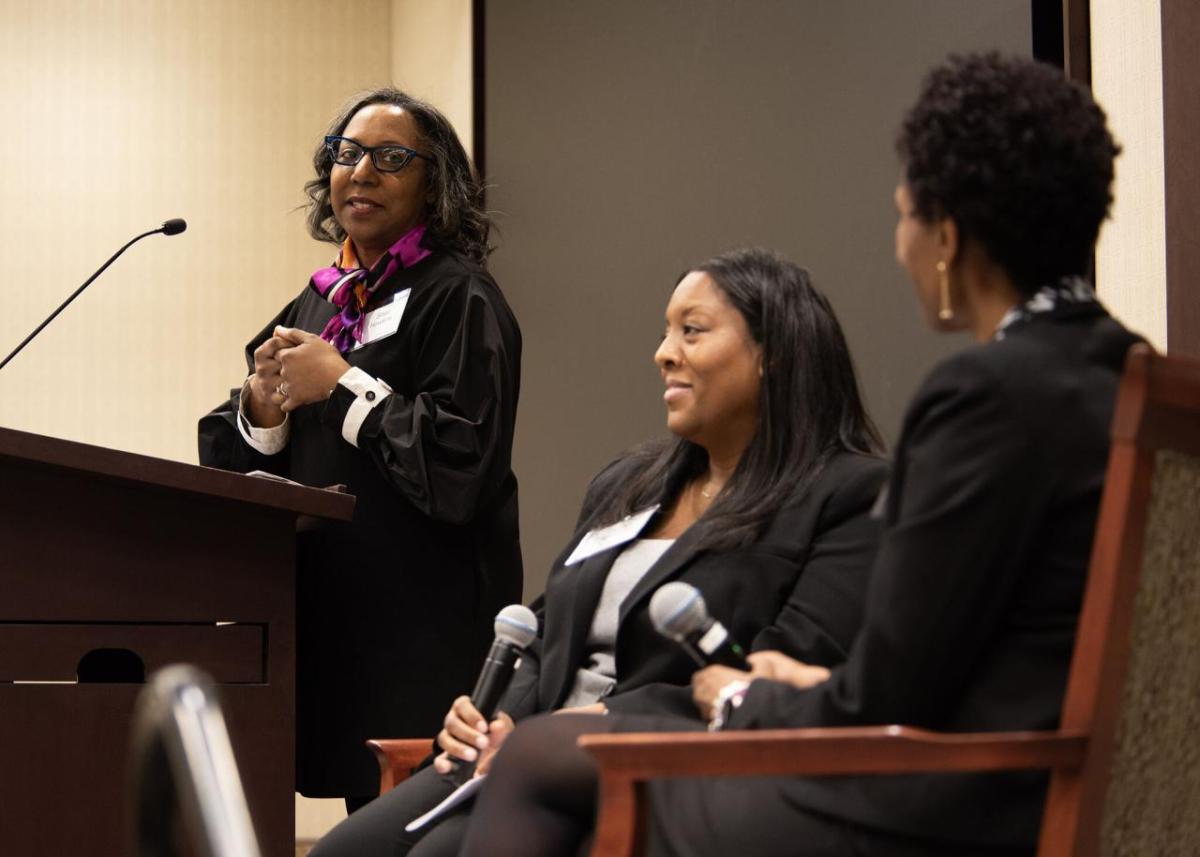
[198, 88, 522, 811]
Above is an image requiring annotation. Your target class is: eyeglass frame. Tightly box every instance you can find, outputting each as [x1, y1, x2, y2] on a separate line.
[324, 135, 432, 174]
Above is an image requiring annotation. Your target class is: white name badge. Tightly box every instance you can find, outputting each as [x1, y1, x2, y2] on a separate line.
[564, 505, 660, 566]
[355, 288, 411, 349]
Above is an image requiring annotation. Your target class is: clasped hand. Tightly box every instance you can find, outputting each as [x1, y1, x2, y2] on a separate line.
[247, 326, 351, 426]
[691, 650, 832, 721]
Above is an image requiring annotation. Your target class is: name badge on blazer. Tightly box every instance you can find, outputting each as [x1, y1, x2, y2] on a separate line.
[563, 505, 660, 566]
[355, 288, 411, 350]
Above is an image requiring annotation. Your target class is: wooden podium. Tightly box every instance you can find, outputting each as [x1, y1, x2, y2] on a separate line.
[0, 427, 355, 857]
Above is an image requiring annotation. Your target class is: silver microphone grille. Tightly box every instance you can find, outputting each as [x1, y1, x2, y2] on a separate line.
[649, 582, 710, 639]
[494, 604, 538, 649]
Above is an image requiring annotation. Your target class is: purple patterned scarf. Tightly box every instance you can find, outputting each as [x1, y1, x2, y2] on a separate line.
[308, 225, 431, 352]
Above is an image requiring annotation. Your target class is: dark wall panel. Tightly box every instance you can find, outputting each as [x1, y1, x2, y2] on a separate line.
[485, 0, 1030, 596]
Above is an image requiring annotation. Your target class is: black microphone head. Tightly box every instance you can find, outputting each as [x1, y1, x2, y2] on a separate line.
[494, 604, 538, 649]
[161, 218, 187, 236]
[649, 581, 710, 640]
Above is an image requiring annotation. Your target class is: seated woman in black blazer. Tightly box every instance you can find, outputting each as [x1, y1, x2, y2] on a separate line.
[309, 248, 888, 857]
[459, 53, 1145, 857]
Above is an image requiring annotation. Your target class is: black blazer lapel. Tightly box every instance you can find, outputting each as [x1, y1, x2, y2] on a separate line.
[538, 549, 619, 709]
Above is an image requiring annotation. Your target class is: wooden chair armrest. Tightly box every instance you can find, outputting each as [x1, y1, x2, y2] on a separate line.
[366, 738, 434, 794]
[579, 725, 1087, 778]
[580, 726, 1087, 857]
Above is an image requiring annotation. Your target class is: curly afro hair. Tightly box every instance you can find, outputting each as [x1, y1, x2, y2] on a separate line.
[896, 53, 1120, 294]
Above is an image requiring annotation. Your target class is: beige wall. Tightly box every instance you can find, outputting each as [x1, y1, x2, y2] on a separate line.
[0, 0, 397, 842]
[1092, 0, 1168, 349]
[0, 0, 392, 462]
[392, 0, 474, 157]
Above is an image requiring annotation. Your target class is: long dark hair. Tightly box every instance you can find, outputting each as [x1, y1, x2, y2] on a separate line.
[588, 247, 883, 551]
[304, 87, 493, 263]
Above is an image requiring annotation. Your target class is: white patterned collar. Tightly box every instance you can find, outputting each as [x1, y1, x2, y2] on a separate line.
[994, 276, 1097, 341]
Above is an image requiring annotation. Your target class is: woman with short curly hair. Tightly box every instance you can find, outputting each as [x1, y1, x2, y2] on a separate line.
[199, 88, 522, 809]
[895, 52, 1119, 312]
[459, 52, 1144, 857]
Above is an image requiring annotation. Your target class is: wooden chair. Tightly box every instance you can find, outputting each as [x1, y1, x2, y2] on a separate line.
[579, 345, 1200, 857]
[366, 737, 432, 793]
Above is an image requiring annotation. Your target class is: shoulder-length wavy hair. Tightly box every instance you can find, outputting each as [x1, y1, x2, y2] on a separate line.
[304, 87, 493, 263]
[587, 247, 883, 552]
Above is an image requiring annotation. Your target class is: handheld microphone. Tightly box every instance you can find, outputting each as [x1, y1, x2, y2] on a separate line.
[469, 604, 539, 719]
[448, 604, 538, 781]
[0, 218, 188, 372]
[649, 581, 750, 670]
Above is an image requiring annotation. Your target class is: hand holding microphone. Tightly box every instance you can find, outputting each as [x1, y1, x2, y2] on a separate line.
[650, 582, 831, 722]
[434, 604, 537, 780]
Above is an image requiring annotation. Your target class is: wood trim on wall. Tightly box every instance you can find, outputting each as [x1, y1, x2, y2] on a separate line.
[472, 0, 486, 181]
[1161, 0, 1199, 357]
[1063, 0, 1092, 84]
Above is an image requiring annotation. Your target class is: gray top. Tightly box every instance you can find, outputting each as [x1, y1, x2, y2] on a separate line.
[562, 538, 675, 709]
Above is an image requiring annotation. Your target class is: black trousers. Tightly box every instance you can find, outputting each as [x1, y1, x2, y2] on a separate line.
[308, 764, 470, 857]
[310, 712, 1034, 857]
[458, 713, 1034, 857]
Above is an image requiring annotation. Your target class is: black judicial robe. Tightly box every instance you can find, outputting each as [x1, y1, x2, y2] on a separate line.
[198, 248, 522, 797]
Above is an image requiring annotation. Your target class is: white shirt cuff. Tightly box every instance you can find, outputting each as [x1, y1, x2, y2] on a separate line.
[237, 378, 290, 455]
[338, 367, 393, 448]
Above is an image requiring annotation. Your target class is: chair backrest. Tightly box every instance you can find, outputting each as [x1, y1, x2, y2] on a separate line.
[1039, 345, 1200, 857]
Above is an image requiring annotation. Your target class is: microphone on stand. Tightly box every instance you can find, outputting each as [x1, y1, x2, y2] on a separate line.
[649, 581, 751, 670]
[449, 604, 538, 782]
[0, 218, 188, 372]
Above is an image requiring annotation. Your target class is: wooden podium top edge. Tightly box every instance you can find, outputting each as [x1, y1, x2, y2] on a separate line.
[0, 426, 355, 521]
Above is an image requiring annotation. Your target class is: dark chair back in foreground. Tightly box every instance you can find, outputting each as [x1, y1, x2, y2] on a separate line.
[579, 344, 1200, 857]
[129, 664, 262, 857]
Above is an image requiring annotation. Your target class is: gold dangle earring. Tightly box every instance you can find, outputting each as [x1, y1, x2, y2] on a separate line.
[936, 260, 953, 321]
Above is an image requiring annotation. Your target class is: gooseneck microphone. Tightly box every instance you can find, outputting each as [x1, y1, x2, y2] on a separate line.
[0, 218, 188, 372]
[649, 581, 751, 670]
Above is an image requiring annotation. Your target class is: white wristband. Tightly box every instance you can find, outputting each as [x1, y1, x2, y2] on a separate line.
[338, 367, 393, 447]
[707, 679, 750, 732]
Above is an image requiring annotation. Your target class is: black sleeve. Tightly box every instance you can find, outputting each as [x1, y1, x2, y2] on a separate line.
[747, 456, 889, 665]
[730, 358, 1036, 730]
[319, 277, 519, 525]
[603, 455, 888, 718]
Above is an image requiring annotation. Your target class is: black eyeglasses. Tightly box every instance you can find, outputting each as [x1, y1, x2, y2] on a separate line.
[324, 135, 431, 173]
